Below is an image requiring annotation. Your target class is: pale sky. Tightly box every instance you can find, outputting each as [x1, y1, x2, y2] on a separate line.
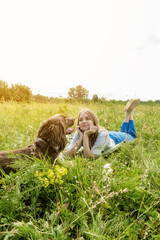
[0, 0, 160, 100]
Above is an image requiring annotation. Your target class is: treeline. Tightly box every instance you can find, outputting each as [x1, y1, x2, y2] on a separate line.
[0, 80, 62, 103]
[0, 80, 32, 103]
[0, 80, 121, 104]
[0, 80, 110, 103]
[1, 80, 160, 104]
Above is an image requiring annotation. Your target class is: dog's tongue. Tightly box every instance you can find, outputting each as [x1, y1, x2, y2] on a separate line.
[66, 128, 75, 134]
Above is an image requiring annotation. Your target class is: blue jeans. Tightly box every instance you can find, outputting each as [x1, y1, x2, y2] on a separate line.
[109, 120, 136, 145]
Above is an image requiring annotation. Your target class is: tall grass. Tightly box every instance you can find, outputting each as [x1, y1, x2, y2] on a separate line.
[0, 101, 160, 239]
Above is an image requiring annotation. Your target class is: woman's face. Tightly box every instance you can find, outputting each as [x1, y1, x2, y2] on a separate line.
[78, 112, 94, 132]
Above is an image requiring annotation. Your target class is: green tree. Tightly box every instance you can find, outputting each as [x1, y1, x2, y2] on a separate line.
[92, 94, 99, 102]
[0, 80, 10, 101]
[99, 97, 107, 103]
[10, 83, 32, 102]
[33, 94, 49, 103]
[68, 85, 89, 101]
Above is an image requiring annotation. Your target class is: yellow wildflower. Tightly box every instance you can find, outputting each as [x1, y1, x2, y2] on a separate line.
[59, 180, 63, 185]
[56, 173, 62, 180]
[55, 165, 60, 171]
[34, 170, 39, 177]
[48, 171, 55, 179]
[50, 179, 55, 185]
[34, 165, 68, 188]
[61, 167, 68, 175]
[55, 179, 59, 184]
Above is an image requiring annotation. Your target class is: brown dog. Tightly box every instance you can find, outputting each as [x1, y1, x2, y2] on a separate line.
[0, 114, 75, 174]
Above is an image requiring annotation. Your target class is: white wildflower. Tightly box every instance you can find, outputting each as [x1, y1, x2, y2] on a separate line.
[103, 163, 113, 182]
[103, 163, 113, 174]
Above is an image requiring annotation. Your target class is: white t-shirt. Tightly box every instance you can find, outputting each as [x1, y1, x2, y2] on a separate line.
[66, 128, 115, 156]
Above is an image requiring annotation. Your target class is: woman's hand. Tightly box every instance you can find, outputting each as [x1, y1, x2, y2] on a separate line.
[84, 126, 98, 136]
[77, 126, 83, 137]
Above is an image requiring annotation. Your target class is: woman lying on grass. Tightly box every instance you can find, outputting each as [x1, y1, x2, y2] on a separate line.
[65, 99, 140, 158]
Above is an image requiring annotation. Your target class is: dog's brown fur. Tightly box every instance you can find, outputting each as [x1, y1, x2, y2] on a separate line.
[0, 114, 75, 174]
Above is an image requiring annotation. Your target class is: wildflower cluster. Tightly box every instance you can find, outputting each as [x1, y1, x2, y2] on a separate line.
[34, 165, 68, 188]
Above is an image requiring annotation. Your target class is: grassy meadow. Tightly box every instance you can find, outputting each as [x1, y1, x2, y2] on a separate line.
[0, 101, 160, 239]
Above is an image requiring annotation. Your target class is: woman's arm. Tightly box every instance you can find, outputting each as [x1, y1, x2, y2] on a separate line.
[83, 128, 114, 158]
[65, 127, 83, 156]
[83, 126, 97, 158]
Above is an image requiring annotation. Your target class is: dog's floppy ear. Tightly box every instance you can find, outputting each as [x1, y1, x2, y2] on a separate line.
[48, 122, 67, 151]
[38, 119, 67, 152]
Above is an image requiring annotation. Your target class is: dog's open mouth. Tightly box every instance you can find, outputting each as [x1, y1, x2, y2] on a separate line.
[66, 128, 75, 134]
[66, 117, 75, 134]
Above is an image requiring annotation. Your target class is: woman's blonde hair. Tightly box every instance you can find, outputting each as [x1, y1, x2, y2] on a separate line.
[77, 109, 99, 147]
